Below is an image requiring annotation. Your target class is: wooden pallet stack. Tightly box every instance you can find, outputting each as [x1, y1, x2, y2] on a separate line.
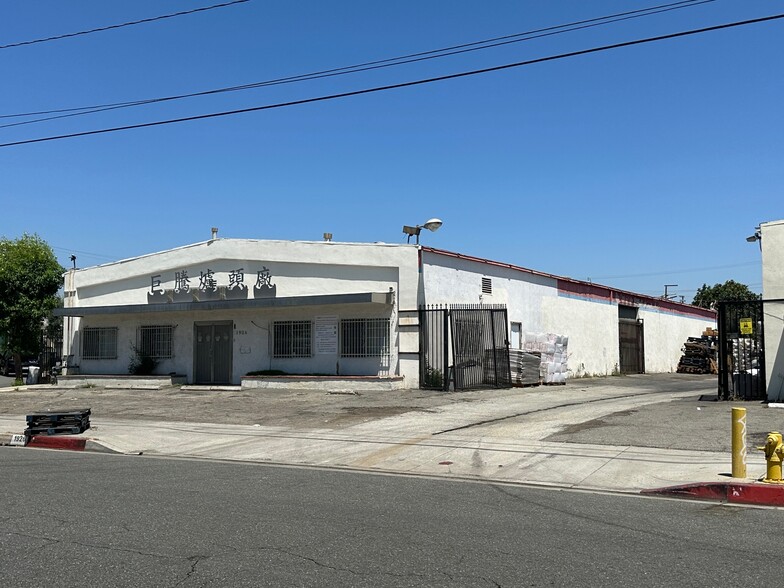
[24, 408, 91, 436]
[676, 331, 718, 374]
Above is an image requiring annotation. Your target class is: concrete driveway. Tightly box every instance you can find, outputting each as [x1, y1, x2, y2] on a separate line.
[3, 373, 782, 494]
[2, 373, 779, 452]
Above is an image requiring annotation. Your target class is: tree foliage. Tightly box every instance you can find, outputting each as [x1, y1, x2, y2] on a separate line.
[691, 279, 759, 309]
[0, 234, 63, 374]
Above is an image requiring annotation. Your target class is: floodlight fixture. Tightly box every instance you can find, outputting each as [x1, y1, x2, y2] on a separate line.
[746, 226, 762, 250]
[402, 218, 444, 244]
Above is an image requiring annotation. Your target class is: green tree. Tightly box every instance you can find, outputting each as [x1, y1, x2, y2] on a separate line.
[0, 234, 63, 382]
[692, 279, 759, 309]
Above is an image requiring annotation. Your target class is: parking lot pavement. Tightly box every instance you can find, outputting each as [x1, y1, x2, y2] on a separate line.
[2, 374, 780, 452]
[2, 373, 782, 496]
[0, 373, 724, 437]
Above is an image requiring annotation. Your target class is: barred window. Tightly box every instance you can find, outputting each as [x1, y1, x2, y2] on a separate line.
[341, 318, 390, 358]
[82, 327, 118, 360]
[273, 321, 312, 358]
[137, 325, 174, 359]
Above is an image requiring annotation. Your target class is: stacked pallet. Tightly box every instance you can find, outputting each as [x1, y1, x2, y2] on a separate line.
[676, 335, 718, 374]
[25, 408, 91, 436]
[510, 349, 542, 386]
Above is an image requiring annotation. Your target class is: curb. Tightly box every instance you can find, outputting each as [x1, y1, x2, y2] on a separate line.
[3, 433, 121, 454]
[642, 482, 784, 507]
[26, 436, 86, 451]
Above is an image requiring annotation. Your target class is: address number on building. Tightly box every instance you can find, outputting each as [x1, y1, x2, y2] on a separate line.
[9, 434, 27, 447]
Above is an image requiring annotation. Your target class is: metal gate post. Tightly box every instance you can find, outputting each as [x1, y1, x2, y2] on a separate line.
[490, 310, 498, 386]
[443, 307, 449, 391]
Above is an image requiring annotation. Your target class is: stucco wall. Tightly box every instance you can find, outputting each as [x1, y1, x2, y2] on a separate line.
[761, 220, 784, 401]
[421, 253, 557, 332]
[638, 308, 715, 373]
[422, 250, 716, 378]
[64, 239, 419, 385]
[70, 239, 418, 308]
[539, 296, 619, 376]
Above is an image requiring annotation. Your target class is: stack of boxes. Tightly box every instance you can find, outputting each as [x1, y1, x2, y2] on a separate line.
[521, 332, 570, 385]
[509, 349, 543, 386]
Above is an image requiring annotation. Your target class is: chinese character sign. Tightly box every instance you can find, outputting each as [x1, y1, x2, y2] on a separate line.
[147, 274, 166, 303]
[174, 270, 190, 293]
[229, 268, 246, 290]
[147, 266, 277, 304]
[254, 266, 276, 299]
[199, 269, 218, 292]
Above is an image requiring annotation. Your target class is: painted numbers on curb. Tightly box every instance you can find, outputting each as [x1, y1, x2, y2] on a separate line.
[9, 434, 27, 447]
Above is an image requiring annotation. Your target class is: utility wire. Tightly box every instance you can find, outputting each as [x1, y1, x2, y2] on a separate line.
[0, 0, 714, 128]
[1, 12, 781, 149]
[0, 0, 251, 50]
[591, 261, 759, 280]
[51, 246, 116, 262]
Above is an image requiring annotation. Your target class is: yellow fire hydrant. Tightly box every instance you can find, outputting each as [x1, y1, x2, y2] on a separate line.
[758, 432, 784, 483]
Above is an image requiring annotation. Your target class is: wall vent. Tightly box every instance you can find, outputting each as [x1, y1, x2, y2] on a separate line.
[481, 277, 493, 295]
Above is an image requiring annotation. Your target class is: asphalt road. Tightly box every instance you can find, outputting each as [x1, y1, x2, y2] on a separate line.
[2, 449, 783, 587]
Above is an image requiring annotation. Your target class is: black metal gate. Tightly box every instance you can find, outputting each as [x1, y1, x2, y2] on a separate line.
[419, 306, 449, 390]
[38, 321, 63, 384]
[718, 300, 765, 400]
[450, 304, 511, 390]
[418, 304, 511, 391]
[619, 318, 645, 374]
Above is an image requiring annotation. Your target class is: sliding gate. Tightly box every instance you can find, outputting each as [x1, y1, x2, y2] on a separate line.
[419, 304, 511, 391]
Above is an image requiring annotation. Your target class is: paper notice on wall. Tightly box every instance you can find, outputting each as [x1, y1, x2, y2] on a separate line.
[315, 315, 338, 354]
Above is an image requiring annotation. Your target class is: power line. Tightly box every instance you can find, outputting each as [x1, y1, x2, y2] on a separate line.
[638, 284, 762, 296]
[1, 12, 781, 149]
[51, 246, 116, 261]
[0, 0, 715, 129]
[0, 0, 251, 50]
[591, 261, 759, 280]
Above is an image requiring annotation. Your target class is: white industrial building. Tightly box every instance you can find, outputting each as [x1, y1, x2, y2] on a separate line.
[56, 234, 716, 388]
[760, 219, 784, 402]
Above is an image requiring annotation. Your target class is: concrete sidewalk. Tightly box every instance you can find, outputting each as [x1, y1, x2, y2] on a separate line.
[1, 374, 781, 499]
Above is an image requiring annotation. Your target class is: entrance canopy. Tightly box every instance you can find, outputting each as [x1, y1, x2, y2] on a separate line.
[55, 292, 394, 317]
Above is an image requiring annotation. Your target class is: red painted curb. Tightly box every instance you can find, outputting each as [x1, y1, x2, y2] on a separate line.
[642, 482, 784, 506]
[27, 436, 86, 451]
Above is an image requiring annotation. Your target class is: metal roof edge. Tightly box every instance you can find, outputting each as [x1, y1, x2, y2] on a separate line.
[420, 246, 716, 318]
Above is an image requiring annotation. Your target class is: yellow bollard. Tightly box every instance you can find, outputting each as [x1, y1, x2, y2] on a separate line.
[731, 407, 747, 478]
[757, 432, 784, 483]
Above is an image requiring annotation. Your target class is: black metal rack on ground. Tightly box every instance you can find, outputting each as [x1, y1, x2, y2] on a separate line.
[676, 332, 718, 375]
[24, 408, 91, 436]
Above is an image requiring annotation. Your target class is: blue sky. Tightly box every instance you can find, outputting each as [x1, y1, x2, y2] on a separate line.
[0, 1, 781, 302]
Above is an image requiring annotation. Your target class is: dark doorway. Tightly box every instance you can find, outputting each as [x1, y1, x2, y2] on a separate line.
[194, 322, 233, 384]
[619, 311, 645, 375]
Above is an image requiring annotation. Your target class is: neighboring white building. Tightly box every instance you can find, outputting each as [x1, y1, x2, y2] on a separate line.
[56, 235, 716, 387]
[760, 219, 784, 402]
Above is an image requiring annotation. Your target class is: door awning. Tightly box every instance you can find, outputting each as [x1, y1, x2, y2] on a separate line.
[54, 291, 394, 317]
